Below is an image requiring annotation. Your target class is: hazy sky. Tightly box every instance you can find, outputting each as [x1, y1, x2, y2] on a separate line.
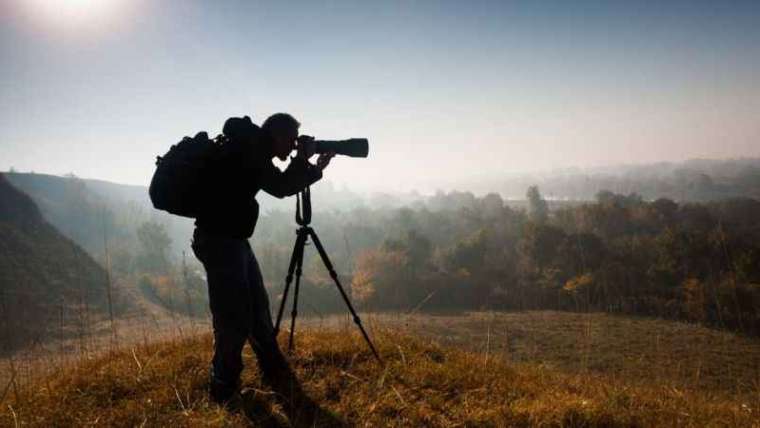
[2, 0, 759, 192]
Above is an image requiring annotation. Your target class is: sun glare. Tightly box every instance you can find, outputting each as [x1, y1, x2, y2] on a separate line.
[20, 0, 129, 34]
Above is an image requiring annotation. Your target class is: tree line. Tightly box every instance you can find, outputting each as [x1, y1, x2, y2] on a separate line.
[250, 188, 760, 335]
[9, 171, 758, 336]
[46, 182, 760, 336]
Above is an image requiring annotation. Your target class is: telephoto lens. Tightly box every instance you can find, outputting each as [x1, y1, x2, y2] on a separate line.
[314, 138, 369, 158]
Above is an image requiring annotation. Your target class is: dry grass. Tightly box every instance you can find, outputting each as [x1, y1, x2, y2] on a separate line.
[1, 326, 758, 427]
[381, 311, 760, 396]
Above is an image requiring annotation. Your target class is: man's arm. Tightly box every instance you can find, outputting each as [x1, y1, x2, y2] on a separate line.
[258, 156, 322, 198]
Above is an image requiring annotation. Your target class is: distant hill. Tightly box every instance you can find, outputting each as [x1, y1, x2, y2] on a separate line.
[4, 172, 195, 261]
[2, 172, 363, 261]
[4, 156, 760, 265]
[465, 157, 760, 201]
[0, 173, 127, 352]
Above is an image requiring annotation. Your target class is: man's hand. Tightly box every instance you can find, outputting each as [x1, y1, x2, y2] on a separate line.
[296, 135, 315, 159]
[316, 151, 335, 171]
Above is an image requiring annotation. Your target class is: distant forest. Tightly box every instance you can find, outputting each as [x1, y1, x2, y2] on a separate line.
[4, 157, 760, 337]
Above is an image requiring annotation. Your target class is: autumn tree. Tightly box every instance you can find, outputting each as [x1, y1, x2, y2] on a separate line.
[351, 248, 410, 308]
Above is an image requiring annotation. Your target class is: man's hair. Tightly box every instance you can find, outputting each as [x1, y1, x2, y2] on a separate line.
[262, 113, 300, 136]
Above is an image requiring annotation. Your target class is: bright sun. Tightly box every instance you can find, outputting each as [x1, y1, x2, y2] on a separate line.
[20, 0, 128, 33]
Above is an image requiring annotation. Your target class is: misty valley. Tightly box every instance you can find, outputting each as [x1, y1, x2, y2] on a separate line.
[2, 159, 759, 425]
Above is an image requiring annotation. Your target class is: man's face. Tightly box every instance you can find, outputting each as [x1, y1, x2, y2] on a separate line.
[271, 127, 298, 161]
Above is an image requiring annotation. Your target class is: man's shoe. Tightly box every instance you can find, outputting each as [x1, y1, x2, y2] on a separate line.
[257, 346, 291, 375]
[209, 378, 242, 409]
[211, 390, 243, 411]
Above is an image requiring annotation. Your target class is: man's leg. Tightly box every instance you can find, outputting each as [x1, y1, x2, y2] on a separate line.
[208, 327, 246, 402]
[193, 231, 252, 402]
[245, 245, 289, 373]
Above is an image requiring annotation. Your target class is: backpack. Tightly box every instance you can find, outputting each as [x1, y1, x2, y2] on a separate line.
[149, 131, 226, 218]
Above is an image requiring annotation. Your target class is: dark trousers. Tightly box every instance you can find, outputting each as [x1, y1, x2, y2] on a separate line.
[191, 227, 281, 395]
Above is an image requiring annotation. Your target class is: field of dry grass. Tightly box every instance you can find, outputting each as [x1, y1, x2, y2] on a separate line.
[382, 311, 760, 396]
[1, 316, 759, 427]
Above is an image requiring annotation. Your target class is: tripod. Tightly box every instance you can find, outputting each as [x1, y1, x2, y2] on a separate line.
[273, 186, 382, 362]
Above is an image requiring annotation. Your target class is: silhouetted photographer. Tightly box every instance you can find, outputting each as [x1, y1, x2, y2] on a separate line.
[149, 112, 372, 409]
[190, 113, 335, 404]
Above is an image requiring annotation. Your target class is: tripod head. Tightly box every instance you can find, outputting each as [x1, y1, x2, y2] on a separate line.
[295, 186, 312, 226]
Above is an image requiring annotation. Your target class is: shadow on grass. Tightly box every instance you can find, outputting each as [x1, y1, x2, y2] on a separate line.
[240, 367, 346, 427]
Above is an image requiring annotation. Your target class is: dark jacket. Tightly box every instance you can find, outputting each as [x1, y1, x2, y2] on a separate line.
[195, 132, 321, 238]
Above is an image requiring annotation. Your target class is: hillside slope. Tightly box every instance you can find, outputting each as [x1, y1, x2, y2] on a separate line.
[1, 328, 756, 427]
[3, 171, 194, 259]
[0, 174, 126, 352]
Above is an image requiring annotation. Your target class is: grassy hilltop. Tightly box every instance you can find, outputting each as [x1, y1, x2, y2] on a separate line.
[2, 323, 758, 427]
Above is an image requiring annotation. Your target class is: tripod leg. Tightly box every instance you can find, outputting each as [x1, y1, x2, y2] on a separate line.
[274, 231, 305, 337]
[307, 229, 382, 363]
[288, 231, 307, 352]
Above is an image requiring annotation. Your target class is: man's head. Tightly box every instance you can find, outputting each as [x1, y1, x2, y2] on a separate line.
[262, 113, 300, 161]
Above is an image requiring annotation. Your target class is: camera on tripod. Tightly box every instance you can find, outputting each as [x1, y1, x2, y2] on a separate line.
[298, 136, 369, 158]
